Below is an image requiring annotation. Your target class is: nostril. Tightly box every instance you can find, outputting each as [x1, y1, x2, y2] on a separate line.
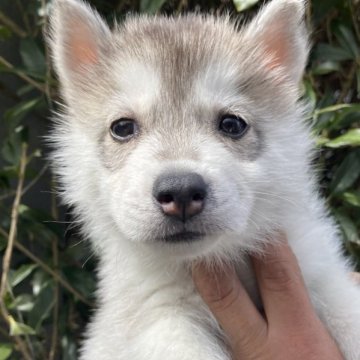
[157, 193, 174, 204]
[192, 192, 205, 202]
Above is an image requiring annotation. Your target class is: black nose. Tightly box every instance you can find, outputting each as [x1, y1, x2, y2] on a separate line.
[153, 172, 207, 222]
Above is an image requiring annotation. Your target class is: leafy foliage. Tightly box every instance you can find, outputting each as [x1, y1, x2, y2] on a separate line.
[0, 0, 359, 358]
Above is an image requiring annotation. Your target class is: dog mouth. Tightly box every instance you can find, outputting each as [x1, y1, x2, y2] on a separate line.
[159, 231, 205, 243]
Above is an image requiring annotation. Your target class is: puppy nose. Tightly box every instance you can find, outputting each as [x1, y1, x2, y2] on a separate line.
[153, 172, 207, 222]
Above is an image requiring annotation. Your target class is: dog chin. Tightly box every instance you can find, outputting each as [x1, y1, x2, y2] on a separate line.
[157, 231, 206, 243]
[145, 232, 225, 261]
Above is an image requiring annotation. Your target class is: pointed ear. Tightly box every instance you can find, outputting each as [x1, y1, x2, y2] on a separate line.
[244, 0, 309, 85]
[48, 0, 111, 86]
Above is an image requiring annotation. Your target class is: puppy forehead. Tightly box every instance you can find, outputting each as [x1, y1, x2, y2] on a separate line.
[112, 59, 161, 111]
[195, 60, 241, 104]
[110, 47, 241, 116]
[108, 16, 243, 111]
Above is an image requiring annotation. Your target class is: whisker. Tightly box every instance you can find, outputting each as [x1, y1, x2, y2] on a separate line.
[82, 253, 95, 269]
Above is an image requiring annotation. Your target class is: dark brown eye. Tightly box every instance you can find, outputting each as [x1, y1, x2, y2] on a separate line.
[219, 115, 248, 139]
[110, 119, 138, 141]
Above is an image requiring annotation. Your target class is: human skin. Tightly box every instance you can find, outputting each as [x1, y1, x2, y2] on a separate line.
[192, 234, 345, 360]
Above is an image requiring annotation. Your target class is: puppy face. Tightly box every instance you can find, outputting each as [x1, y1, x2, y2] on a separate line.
[49, 0, 310, 259]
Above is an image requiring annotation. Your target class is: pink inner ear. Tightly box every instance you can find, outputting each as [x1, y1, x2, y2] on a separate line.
[264, 38, 289, 71]
[260, 23, 291, 73]
[67, 21, 99, 69]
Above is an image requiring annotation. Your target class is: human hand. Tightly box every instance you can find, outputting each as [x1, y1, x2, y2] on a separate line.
[192, 234, 344, 360]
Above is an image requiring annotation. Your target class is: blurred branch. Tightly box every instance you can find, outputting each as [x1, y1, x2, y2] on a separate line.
[41, 0, 54, 108]
[6, 284, 35, 358]
[0, 227, 93, 307]
[116, 0, 128, 13]
[0, 10, 27, 38]
[0, 323, 11, 338]
[337, 62, 357, 103]
[15, 0, 31, 35]
[177, 0, 188, 14]
[0, 143, 32, 360]
[0, 164, 48, 201]
[325, 10, 338, 45]
[350, 0, 360, 42]
[0, 56, 47, 94]
[49, 177, 59, 360]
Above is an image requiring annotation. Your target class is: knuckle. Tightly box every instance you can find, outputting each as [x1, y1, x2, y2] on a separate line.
[232, 325, 268, 359]
[261, 259, 300, 292]
[207, 284, 240, 313]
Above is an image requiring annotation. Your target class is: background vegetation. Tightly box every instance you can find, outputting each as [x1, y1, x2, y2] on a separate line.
[0, 0, 359, 359]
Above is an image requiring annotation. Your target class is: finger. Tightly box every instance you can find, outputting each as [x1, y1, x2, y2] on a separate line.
[252, 234, 315, 329]
[192, 262, 267, 354]
[350, 272, 360, 285]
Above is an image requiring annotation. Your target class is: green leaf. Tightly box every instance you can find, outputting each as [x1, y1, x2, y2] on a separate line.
[334, 210, 360, 245]
[8, 294, 35, 312]
[329, 105, 360, 130]
[17, 84, 37, 97]
[314, 104, 353, 116]
[312, 104, 359, 131]
[0, 236, 6, 252]
[1, 133, 22, 165]
[233, 0, 259, 12]
[302, 80, 317, 113]
[357, 68, 360, 98]
[325, 129, 360, 148]
[313, 43, 353, 62]
[31, 270, 51, 296]
[0, 166, 18, 189]
[19, 38, 46, 76]
[63, 267, 95, 299]
[0, 344, 13, 360]
[140, 0, 166, 13]
[9, 264, 38, 288]
[342, 191, 360, 207]
[0, 26, 12, 40]
[19, 205, 63, 240]
[312, 0, 340, 24]
[1, 125, 28, 165]
[4, 98, 42, 129]
[28, 283, 54, 331]
[311, 61, 341, 75]
[312, 104, 360, 131]
[329, 150, 360, 194]
[316, 136, 329, 146]
[335, 25, 359, 58]
[9, 316, 36, 336]
[61, 336, 77, 360]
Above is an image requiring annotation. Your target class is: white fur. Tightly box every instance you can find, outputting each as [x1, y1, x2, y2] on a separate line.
[48, 0, 360, 359]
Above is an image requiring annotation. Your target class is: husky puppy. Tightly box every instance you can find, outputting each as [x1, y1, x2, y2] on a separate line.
[48, 0, 360, 359]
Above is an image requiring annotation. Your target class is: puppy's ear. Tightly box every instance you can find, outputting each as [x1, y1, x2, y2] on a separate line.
[48, 0, 111, 89]
[244, 0, 309, 85]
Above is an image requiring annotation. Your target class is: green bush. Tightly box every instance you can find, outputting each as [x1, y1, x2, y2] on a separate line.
[0, 0, 359, 359]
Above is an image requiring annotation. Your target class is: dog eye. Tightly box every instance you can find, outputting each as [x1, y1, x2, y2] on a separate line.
[219, 115, 248, 138]
[110, 119, 138, 141]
